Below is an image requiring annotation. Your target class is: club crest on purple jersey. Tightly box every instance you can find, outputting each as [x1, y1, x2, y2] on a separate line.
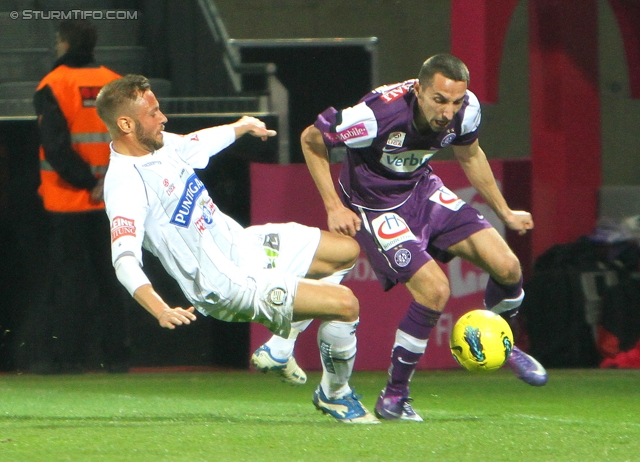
[440, 132, 457, 147]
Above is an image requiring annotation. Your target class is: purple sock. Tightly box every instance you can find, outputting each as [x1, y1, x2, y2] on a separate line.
[484, 275, 523, 309]
[386, 301, 441, 396]
[484, 275, 523, 337]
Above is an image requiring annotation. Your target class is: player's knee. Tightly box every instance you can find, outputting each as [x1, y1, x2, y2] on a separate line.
[492, 253, 522, 284]
[411, 278, 450, 311]
[429, 280, 451, 309]
[334, 285, 359, 321]
[336, 235, 360, 269]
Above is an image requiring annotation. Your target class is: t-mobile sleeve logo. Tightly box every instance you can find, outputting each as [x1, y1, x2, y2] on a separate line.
[324, 123, 369, 144]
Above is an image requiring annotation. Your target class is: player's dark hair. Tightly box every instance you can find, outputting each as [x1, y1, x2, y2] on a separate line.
[418, 54, 470, 87]
[57, 20, 97, 55]
[96, 74, 151, 131]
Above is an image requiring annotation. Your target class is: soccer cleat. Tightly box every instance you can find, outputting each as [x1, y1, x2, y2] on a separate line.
[251, 345, 307, 386]
[374, 390, 424, 422]
[506, 346, 548, 386]
[313, 386, 380, 424]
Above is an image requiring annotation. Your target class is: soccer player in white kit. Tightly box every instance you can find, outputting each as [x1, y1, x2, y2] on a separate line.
[95, 74, 378, 423]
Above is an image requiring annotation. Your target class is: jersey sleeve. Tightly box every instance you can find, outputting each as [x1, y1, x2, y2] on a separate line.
[167, 125, 236, 169]
[314, 102, 378, 149]
[104, 163, 148, 266]
[452, 90, 482, 146]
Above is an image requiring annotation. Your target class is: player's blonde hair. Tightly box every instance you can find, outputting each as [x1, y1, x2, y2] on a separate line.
[96, 74, 151, 132]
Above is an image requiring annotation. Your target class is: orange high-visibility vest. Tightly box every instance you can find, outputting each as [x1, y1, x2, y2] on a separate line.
[37, 65, 121, 212]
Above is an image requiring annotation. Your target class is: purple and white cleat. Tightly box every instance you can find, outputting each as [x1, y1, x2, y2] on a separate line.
[507, 346, 548, 386]
[374, 390, 423, 422]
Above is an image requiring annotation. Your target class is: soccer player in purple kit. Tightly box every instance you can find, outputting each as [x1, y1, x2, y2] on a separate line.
[252, 54, 547, 422]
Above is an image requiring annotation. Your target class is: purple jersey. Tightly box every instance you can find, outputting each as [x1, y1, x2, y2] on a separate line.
[314, 79, 481, 210]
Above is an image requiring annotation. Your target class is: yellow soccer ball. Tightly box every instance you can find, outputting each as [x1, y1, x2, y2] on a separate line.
[450, 309, 514, 373]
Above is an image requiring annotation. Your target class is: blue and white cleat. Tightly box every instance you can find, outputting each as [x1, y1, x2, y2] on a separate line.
[251, 345, 307, 386]
[313, 386, 380, 424]
[507, 346, 548, 386]
[374, 390, 423, 422]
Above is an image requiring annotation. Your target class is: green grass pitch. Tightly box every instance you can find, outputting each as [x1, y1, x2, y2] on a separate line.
[0, 368, 639, 461]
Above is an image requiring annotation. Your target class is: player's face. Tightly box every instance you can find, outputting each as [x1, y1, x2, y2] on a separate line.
[133, 90, 167, 152]
[414, 73, 467, 132]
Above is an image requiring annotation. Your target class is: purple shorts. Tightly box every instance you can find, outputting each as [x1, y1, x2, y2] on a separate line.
[345, 174, 491, 291]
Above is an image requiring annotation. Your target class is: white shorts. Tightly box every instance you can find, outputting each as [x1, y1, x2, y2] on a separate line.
[195, 222, 321, 337]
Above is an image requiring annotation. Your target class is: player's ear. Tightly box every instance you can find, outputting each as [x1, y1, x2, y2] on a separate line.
[116, 116, 134, 134]
[413, 81, 421, 97]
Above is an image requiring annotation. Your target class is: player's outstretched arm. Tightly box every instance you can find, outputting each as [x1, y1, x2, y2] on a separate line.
[133, 284, 197, 329]
[301, 125, 361, 236]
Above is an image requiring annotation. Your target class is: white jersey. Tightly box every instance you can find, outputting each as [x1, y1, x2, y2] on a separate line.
[104, 127, 317, 337]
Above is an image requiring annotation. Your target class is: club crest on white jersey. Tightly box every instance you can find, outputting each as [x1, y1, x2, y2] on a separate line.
[371, 213, 416, 251]
[429, 186, 465, 211]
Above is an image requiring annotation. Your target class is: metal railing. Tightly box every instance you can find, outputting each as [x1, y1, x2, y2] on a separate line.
[196, 0, 289, 163]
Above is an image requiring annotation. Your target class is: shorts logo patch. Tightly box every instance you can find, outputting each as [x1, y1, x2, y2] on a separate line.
[263, 233, 280, 269]
[394, 248, 412, 267]
[267, 287, 287, 306]
[429, 186, 465, 211]
[111, 216, 136, 242]
[263, 233, 280, 250]
[371, 213, 416, 251]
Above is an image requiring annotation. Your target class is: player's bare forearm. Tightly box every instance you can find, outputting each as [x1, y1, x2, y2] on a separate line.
[301, 125, 338, 209]
[133, 284, 197, 329]
[454, 143, 511, 219]
[301, 125, 361, 236]
[453, 142, 533, 234]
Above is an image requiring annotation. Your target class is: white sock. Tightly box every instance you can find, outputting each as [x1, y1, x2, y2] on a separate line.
[264, 319, 312, 359]
[318, 318, 358, 399]
[262, 267, 352, 360]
